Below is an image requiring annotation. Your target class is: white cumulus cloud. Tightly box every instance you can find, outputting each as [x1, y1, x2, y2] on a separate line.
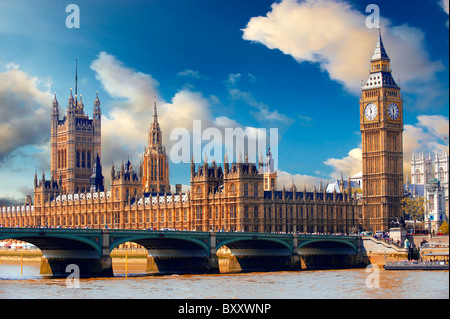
[323, 147, 362, 180]
[89, 52, 278, 187]
[242, 0, 445, 109]
[0, 64, 52, 161]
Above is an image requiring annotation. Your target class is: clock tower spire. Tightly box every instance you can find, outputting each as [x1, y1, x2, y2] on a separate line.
[360, 29, 404, 232]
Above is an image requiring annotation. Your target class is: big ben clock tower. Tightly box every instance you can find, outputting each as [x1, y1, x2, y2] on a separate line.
[360, 29, 404, 232]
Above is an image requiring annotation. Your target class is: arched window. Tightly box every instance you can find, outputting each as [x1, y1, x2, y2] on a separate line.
[81, 150, 85, 168]
[87, 150, 91, 168]
[415, 169, 421, 184]
[76, 150, 80, 168]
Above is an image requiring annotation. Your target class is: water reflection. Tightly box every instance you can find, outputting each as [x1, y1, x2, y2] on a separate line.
[0, 261, 448, 299]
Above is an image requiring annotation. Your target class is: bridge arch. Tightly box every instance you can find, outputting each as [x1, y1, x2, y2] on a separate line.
[0, 229, 112, 277]
[216, 237, 292, 255]
[108, 233, 212, 274]
[0, 232, 102, 257]
[215, 236, 294, 272]
[298, 239, 358, 254]
[109, 234, 210, 256]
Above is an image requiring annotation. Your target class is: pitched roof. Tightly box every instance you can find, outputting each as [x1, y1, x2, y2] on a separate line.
[371, 29, 390, 62]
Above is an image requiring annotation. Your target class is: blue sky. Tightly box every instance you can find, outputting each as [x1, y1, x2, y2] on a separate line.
[0, 0, 449, 201]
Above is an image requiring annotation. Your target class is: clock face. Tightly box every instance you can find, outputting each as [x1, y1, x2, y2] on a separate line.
[388, 103, 399, 120]
[364, 103, 378, 121]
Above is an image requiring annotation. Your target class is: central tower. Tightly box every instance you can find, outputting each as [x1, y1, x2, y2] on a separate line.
[140, 100, 170, 193]
[360, 30, 404, 231]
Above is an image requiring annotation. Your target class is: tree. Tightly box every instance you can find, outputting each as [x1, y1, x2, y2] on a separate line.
[439, 220, 449, 235]
[401, 196, 426, 233]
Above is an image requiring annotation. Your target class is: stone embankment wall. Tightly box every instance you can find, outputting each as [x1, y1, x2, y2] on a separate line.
[359, 236, 408, 266]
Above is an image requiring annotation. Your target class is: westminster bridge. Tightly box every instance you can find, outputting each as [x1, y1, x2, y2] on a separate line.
[0, 228, 366, 277]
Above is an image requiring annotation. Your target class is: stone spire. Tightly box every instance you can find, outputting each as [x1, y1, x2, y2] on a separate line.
[94, 91, 101, 109]
[371, 28, 390, 62]
[90, 153, 104, 192]
[52, 93, 59, 120]
[153, 98, 158, 124]
[68, 88, 74, 107]
[149, 99, 162, 149]
[363, 28, 399, 91]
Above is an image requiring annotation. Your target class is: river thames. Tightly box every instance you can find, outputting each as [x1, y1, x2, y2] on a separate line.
[0, 260, 448, 299]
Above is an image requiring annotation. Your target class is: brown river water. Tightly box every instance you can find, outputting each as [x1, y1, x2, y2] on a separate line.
[0, 260, 448, 299]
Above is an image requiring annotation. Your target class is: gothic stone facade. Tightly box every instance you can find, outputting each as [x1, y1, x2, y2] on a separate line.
[50, 90, 102, 195]
[1, 94, 360, 233]
[1, 160, 359, 234]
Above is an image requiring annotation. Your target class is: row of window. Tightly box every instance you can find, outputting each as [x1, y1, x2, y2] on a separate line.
[57, 149, 67, 169]
[414, 168, 447, 184]
[76, 149, 92, 168]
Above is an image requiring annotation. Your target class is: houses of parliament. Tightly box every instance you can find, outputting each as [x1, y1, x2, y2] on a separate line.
[0, 31, 405, 233]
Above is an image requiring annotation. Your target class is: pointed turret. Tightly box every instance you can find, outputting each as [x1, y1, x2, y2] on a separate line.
[52, 93, 59, 113]
[51, 93, 59, 125]
[111, 162, 116, 181]
[363, 28, 399, 90]
[141, 97, 170, 193]
[191, 155, 196, 178]
[148, 99, 163, 149]
[347, 175, 352, 196]
[94, 91, 101, 109]
[153, 98, 158, 124]
[68, 88, 74, 107]
[93, 91, 101, 121]
[90, 153, 104, 192]
[371, 28, 390, 62]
